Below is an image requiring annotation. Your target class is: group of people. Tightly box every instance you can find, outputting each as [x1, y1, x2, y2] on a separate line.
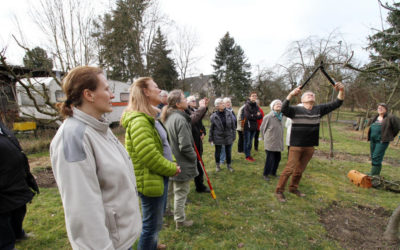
[49, 66, 220, 250]
[3, 64, 399, 250]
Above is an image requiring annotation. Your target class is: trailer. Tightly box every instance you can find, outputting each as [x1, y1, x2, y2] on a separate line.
[16, 77, 130, 124]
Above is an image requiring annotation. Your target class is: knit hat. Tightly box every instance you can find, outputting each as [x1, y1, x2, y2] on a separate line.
[270, 99, 282, 110]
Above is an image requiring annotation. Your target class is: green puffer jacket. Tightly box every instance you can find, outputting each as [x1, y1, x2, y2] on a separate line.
[122, 111, 177, 197]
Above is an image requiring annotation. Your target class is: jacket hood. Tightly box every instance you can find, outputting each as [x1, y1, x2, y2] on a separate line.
[121, 111, 155, 129]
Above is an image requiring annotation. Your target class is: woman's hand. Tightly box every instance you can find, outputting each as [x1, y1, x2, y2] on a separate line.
[174, 165, 181, 176]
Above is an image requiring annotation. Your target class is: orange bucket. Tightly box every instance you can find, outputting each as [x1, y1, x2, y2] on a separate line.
[347, 170, 372, 188]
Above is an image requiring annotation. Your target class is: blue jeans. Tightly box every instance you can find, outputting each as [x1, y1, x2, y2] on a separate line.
[220, 145, 226, 163]
[138, 178, 168, 250]
[244, 130, 256, 158]
[215, 144, 232, 164]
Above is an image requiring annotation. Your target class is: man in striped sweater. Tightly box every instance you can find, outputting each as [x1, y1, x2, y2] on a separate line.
[275, 82, 345, 202]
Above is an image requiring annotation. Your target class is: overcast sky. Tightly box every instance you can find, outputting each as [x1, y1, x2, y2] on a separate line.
[0, 0, 390, 75]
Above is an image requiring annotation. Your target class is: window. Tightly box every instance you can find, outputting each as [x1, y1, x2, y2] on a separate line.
[120, 92, 129, 102]
[55, 90, 65, 102]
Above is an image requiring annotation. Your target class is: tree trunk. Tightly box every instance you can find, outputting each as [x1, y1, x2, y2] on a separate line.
[383, 204, 400, 243]
[327, 89, 335, 158]
[361, 106, 370, 140]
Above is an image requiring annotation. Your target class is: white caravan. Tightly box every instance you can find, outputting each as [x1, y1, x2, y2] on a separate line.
[16, 77, 131, 124]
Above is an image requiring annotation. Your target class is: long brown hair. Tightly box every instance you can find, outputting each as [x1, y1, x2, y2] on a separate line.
[58, 66, 103, 118]
[122, 77, 157, 119]
[160, 89, 183, 123]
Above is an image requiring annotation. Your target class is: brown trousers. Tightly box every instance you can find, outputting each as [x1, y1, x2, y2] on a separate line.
[275, 146, 314, 193]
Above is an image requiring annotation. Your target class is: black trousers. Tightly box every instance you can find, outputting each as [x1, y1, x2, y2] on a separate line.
[0, 204, 27, 250]
[237, 131, 244, 153]
[254, 130, 260, 151]
[215, 144, 233, 164]
[263, 150, 281, 176]
[194, 159, 207, 191]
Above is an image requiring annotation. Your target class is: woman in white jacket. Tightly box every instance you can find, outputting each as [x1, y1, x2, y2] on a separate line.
[50, 66, 141, 250]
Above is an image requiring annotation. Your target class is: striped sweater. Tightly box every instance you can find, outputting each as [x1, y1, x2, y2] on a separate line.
[282, 99, 343, 147]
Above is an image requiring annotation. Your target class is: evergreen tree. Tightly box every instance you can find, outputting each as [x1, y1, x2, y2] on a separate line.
[95, 0, 150, 82]
[23, 47, 53, 70]
[147, 27, 178, 90]
[211, 32, 251, 102]
[365, 2, 400, 107]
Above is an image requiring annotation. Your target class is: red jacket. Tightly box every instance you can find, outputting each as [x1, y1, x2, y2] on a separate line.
[257, 107, 264, 131]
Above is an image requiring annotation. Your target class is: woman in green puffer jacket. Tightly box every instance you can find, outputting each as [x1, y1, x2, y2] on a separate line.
[121, 77, 180, 250]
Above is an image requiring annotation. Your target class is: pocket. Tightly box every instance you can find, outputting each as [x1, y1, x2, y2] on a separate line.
[105, 207, 120, 242]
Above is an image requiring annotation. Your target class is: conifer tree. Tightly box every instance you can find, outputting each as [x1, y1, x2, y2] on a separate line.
[211, 32, 251, 102]
[147, 27, 178, 90]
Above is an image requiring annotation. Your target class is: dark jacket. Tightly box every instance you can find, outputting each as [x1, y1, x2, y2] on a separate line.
[367, 114, 400, 142]
[209, 109, 236, 145]
[243, 100, 262, 131]
[185, 106, 207, 154]
[282, 98, 343, 147]
[0, 121, 39, 213]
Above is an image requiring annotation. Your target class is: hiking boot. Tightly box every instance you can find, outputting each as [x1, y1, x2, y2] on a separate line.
[275, 192, 286, 202]
[227, 164, 234, 172]
[196, 186, 210, 193]
[216, 163, 221, 172]
[157, 243, 167, 249]
[176, 220, 193, 229]
[289, 190, 306, 197]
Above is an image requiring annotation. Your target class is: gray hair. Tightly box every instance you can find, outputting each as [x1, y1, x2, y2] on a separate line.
[223, 97, 231, 103]
[301, 91, 315, 102]
[214, 98, 224, 107]
[187, 95, 196, 103]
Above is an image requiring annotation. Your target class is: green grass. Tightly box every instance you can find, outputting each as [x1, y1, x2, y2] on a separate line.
[19, 110, 400, 249]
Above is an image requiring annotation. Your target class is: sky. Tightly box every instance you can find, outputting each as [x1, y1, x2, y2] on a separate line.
[0, 0, 390, 75]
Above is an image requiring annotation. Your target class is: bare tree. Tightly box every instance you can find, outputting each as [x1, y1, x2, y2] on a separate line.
[280, 30, 352, 157]
[1, 48, 62, 124]
[172, 25, 200, 86]
[29, 0, 98, 72]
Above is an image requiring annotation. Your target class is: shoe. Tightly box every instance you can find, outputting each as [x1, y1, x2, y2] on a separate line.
[272, 174, 280, 178]
[249, 156, 256, 162]
[176, 220, 193, 229]
[263, 175, 269, 181]
[227, 164, 234, 172]
[157, 243, 167, 249]
[245, 157, 255, 162]
[16, 232, 34, 242]
[216, 164, 221, 172]
[196, 187, 210, 193]
[275, 192, 286, 202]
[289, 190, 306, 197]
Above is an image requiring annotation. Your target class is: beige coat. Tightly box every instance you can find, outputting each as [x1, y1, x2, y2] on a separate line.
[260, 111, 284, 152]
[50, 108, 141, 250]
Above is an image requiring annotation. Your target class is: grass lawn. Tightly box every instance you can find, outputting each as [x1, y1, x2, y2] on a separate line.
[17, 110, 400, 249]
